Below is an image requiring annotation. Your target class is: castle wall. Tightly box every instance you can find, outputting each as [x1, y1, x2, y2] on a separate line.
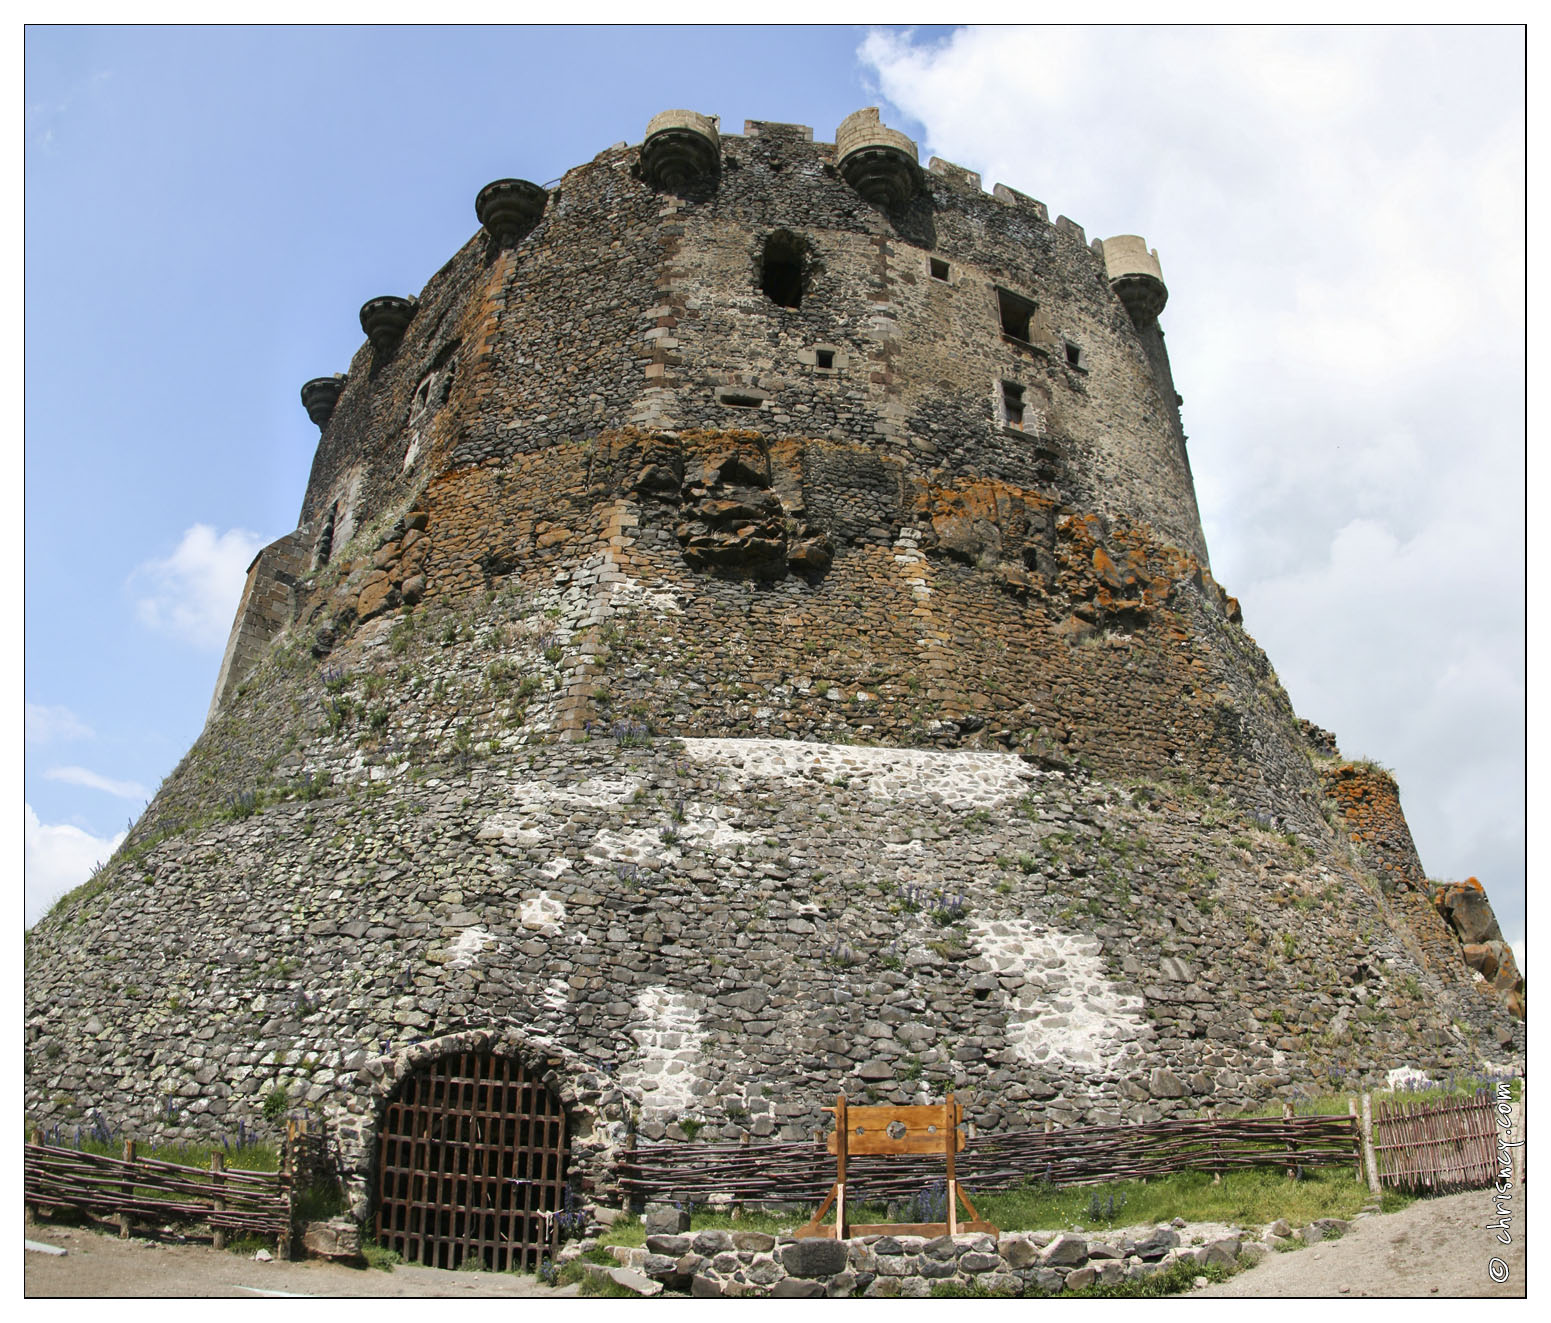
[292, 123, 1206, 575]
[30, 110, 1522, 1218]
[24, 728, 1515, 1193]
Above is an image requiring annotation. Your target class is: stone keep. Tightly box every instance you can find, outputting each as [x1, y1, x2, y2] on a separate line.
[26, 111, 1522, 1220]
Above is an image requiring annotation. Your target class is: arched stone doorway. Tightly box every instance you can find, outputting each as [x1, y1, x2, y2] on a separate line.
[373, 1049, 570, 1271]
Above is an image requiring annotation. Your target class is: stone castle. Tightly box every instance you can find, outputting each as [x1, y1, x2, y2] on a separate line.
[26, 108, 1522, 1230]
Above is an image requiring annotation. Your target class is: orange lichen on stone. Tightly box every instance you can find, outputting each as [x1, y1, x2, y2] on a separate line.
[1319, 762, 1425, 888]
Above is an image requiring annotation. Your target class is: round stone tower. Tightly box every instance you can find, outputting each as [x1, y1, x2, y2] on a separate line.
[26, 108, 1521, 1259]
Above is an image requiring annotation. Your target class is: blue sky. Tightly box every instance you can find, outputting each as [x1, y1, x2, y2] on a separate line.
[22, 26, 1526, 958]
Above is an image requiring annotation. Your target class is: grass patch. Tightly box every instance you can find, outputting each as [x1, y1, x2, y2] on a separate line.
[71, 1136, 280, 1173]
[969, 1167, 1405, 1232]
[1068, 1257, 1233, 1298]
[595, 1167, 1408, 1264]
[363, 1241, 403, 1271]
[293, 1175, 345, 1223]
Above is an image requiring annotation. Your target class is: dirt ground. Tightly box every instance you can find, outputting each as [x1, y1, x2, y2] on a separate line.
[22, 1219, 579, 1299]
[24, 1185, 1527, 1299]
[1195, 1185, 1526, 1298]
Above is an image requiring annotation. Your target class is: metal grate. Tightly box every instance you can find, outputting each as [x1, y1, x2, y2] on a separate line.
[374, 1051, 569, 1272]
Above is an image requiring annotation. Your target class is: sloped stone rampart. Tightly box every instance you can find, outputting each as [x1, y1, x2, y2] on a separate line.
[24, 728, 1517, 1194]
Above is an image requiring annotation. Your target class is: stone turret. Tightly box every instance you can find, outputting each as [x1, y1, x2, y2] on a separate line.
[358, 295, 417, 357]
[1100, 234, 1168, 327]
[475, 178, 549, 247]
[640, 109, 721, 190]
[299, 374, 346, 428]
[835, 106, 920, 209]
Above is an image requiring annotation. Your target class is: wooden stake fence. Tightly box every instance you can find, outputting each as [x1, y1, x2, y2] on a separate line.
[1370, 1093, 1499, 1193]
[619, 1114, 1359, 1204]
[24, 1133, 291, 1251]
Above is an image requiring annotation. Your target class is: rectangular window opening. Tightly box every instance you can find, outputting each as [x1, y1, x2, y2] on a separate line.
[1002, 382, 1025, 431]
[720, 392, 764, 409]
[929, 257, 950, 281]
[815, 349, 835, 370]
[1065, 340, 1085, 370]
[997, 288, 1036, 341]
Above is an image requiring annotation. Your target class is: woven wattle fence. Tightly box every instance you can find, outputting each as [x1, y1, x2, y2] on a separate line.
[1372, 1093, 1500, 1193]
[619, 1114, 1360, 1204]
[24, 1139, 291, 1243]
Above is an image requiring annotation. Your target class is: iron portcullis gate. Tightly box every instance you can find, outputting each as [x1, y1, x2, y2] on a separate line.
[374, 1051, 570, 1271]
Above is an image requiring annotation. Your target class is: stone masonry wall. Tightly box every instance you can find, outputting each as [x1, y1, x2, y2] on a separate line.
[23, 111, 1522, 1220]
[26, 717, 1520, 1203]
[293, 119, 1206, 585]
[207, 528, 313, 720]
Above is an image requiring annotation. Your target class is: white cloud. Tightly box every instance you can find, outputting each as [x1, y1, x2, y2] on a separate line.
[858, 27, 1524, 945]
[130, 523, 264, 651]
[24, 804, 125, 928]
[43, 765, 151, 802]
[25, 702, 94, 744]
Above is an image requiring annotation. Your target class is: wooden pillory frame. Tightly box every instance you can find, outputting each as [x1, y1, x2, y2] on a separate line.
[796, 1094, 997, 1240]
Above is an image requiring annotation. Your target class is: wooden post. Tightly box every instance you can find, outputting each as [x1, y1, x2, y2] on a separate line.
[27, 1128, 42, 1223]
[834, 1094, 848, 1241]
[1282, 1102, 1297, 1179]
[1360, 1092, 1381, 1196]
[1347, 1096, 1359, 1181]
[119, 1139, 136, 1239]
[274, 1120, 295, 1261]
[210, 1152, 227, 1251]
[945, 1094, 958, 1235]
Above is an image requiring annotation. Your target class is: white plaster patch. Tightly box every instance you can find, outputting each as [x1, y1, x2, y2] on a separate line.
[620, 986, 706, 1121]
[1384, 1065, 1433, 1092]
[893, 530, 932, 602]
[971, 919, 1149, 1076]
[540, 857, 572, 879]
[445, 927, 494, 969]
[586, 801, 757, 867]
[519, 892, 565, 935]
[679, 737, 1038, 809]
[478, 776, 643, 848]
[540, 975, 570, 1017]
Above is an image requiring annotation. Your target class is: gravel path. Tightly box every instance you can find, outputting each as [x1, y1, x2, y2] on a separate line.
[1194, 1186, 1525, 1298]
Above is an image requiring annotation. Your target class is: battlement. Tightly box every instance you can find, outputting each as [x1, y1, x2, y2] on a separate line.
[291, 107, 1202, 604]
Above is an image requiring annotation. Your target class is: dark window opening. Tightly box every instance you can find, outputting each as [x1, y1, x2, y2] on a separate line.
[1064, 340, 1085, 370]
[316, 502, 339, 569]
[721, 392, 763, 409]
[997, 288, 1036, 341]
[929, 257, 950, 281]
[761, 231, 807, 309]
[815, 349, 835, 370]
[1002, 382, 1025, 431]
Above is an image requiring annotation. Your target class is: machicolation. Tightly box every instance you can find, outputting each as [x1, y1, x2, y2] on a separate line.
[26, 107, 1523, 1265]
